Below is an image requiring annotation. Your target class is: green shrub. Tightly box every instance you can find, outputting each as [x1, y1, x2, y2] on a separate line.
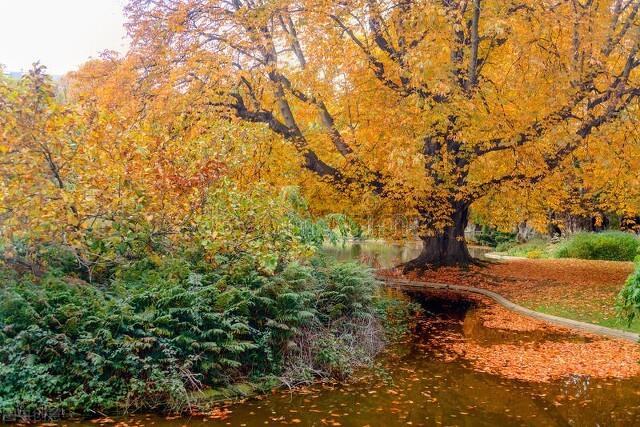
[554, 231, 639, 261]
[313, 261, 378, 320]
[618, 264, 640, 324]
[0, 255, 410, 418]
[495, 241, 517, 252]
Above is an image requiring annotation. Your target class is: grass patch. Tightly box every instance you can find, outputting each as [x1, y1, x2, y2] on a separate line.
[496, 231, 640, 262]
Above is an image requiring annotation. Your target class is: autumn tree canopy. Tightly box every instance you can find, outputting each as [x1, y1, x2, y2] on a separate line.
[120, 0, 640, 268]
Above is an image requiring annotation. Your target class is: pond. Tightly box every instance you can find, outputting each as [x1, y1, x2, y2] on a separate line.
[68, 242, 640, 426]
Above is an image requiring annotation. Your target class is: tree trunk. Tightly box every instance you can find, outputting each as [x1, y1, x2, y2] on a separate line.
[516, 221, 533, 242]
[403, 203, 473, 271]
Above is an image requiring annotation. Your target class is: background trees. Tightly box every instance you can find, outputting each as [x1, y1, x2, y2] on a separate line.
[473, 120, 640, 236]
[123, 0, 640, 267]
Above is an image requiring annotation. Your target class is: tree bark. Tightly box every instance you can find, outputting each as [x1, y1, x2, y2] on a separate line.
[516, 221, 533, 242]
[403, 203, 473, 271]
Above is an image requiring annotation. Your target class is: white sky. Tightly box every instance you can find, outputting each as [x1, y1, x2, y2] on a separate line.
[0, 0, 128, 75]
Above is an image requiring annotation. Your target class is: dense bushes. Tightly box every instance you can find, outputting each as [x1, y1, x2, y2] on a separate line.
[554, 231, 640, 261]
[0, 255, 413, 418]
[1, 71, 395, 420]
[0, 181, 403, 420]
[473, 227, 516, 248]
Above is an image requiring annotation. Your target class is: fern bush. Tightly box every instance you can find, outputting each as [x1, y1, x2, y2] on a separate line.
[0, 188, 409, 420]
[0, 255, 413, 418]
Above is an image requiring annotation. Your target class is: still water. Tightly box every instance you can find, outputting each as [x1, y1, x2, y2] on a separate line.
[69, 242, 640, 427]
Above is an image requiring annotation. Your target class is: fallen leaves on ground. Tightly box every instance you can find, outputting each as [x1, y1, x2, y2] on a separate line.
[475, 301, 549, 332]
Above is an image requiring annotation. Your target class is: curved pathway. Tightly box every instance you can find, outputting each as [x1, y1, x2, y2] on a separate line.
[379, 276, 640, 343]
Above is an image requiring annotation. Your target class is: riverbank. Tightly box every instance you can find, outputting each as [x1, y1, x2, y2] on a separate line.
[381, 257, 639, 332]
[383, 277, 640, 341]
[0, 258, 418, 422]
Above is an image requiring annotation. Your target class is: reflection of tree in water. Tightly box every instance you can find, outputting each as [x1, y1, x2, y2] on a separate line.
[332, 242, 421, 268]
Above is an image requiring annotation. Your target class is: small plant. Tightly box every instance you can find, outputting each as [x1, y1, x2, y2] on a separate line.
[526, 249, 545, 259]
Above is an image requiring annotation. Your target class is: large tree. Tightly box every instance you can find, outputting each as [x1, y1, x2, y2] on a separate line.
[126, 0, 640, 268]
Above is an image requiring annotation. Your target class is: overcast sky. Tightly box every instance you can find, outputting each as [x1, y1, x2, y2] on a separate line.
[0, 0, 128, 75]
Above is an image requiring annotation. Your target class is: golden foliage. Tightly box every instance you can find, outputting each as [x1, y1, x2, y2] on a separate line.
[121, 0, 640, 237]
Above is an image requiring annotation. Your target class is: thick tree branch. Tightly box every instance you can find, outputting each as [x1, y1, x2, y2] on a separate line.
[222, 91, 385, 194]
[226, 92, 344, 181]
[466, 0, 481, 90]
[476, 21, 640, 158]
[603, 0, 640, 56]
[274, 14, 387, 189]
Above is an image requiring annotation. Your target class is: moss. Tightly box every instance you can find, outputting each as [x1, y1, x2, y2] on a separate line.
[189, 380, 278, 410]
